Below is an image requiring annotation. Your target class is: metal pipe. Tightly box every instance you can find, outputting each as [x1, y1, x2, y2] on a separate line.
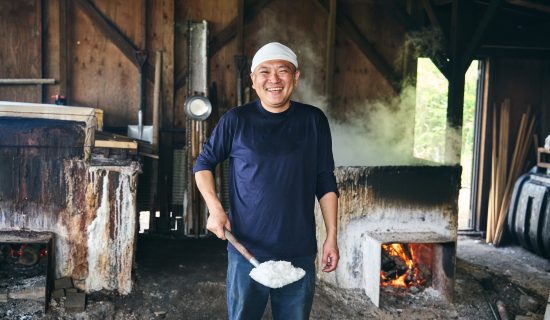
[0, 79, 55, 85]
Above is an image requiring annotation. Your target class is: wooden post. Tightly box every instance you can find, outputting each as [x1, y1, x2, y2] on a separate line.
[445, 0, 468, 164]
[325, 0, 336, 105]
[157, 0, 175, 233]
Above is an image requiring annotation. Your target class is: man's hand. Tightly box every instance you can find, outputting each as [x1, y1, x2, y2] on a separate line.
[319, 191, 339, 272]
[206, 210, 231, 240]
[322, 237, 339, 272]
[195, 170, 230, 240]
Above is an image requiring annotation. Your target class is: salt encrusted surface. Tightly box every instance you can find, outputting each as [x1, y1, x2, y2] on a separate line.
[249, 260, 305, 289]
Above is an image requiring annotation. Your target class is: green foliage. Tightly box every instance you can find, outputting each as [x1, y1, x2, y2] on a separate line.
[413, 58, 479, 186]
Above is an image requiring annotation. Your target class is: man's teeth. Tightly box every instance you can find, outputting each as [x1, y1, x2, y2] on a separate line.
[267, 88, 283, 92]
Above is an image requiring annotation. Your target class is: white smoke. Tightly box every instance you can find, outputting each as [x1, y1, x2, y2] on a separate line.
[250, 13, 455, 166]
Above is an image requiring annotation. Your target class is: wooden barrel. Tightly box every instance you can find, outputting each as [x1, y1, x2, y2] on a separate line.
[507, 168, 550, 258]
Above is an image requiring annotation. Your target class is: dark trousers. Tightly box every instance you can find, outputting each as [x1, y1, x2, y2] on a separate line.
[226, 251, 316, 320]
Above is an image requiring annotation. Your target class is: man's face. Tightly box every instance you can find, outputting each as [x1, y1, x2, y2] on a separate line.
[251, 60, 300, 113]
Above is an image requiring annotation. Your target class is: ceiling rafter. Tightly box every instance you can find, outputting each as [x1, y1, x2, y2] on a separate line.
[316, 0, 401, 93]
[506, 0, 550, 14]
[74, 0, 154, 82]
[385, 0, 450, 79]
[461, 0, 503, 72]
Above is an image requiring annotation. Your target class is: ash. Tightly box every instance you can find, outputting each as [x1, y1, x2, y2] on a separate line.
[1, 235, 547, 319]
[0, 300, 44, 320]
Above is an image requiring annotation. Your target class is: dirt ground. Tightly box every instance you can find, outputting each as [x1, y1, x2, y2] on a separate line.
[2, 234, 549, 320]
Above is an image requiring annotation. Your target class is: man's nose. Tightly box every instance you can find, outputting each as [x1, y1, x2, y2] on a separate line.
[268, 72, 280, 82]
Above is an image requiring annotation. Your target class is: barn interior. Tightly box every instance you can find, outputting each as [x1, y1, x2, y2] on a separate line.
[1, 0, 550, 319]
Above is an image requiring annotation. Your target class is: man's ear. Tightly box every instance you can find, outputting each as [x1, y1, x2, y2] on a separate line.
[294, 69, 300, 84]
[250, 72, 256, 90]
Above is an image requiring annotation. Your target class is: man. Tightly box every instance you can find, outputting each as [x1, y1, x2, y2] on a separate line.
[193, 42, 339, 320]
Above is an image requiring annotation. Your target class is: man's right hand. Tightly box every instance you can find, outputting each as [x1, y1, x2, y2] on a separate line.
[206, 210, 231, 240]
[195, 170, 231, 240]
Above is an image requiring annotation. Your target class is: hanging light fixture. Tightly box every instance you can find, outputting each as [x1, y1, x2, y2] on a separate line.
[184, 95, 212, 121]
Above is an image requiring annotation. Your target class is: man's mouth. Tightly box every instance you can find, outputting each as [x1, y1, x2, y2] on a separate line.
[266, 87, 283, 92]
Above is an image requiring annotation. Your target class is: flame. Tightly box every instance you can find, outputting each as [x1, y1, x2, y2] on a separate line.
[380, 243, 425, 288]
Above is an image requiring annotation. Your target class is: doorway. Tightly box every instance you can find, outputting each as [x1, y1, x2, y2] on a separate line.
[413, 58, 481, 230]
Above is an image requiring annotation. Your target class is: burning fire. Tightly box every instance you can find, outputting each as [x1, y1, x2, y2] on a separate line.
[380, 243, 425, 288]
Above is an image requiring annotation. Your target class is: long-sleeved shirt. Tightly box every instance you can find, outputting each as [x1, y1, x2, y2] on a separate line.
[193, 100, 338, 258]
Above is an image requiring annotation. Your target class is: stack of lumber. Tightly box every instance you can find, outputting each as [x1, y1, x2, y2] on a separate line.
[486, 99, 536, 245]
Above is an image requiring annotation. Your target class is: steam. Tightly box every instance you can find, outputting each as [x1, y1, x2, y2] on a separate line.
[251, 16, 459, 166]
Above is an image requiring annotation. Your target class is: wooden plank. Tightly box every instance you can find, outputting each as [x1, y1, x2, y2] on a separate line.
[475, 59, 492, 232]
[0, 101, 96, 126]
[95, 140, 137, 149]
[461, 0, 503, 72]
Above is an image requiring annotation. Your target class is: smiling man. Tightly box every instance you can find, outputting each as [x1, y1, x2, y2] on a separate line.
[193, 42, 339, 320]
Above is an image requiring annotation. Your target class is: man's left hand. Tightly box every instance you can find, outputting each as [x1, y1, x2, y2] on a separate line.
[321, 238, 339, 272]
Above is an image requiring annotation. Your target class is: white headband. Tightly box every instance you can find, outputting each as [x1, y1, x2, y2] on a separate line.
[250, 42, 298, 72]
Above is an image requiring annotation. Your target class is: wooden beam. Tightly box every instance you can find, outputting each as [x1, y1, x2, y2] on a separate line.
[317, 0, 401, 93]
[74, 0, 154, 82]
[59, 0, 68, 97]
[236, 0, 245, 54]
[422, 0, 443, 31]
[209, 0, 271, 57]
[40, 0, 46, 102]
[506, 0, 550, 13]
[445, 0, 470, 164]
[325, 0, 337, 100]
[386, 0, 417, 32]
[387, 0, 450, 79]
[422, 0, 452, 67]
[461, 0, 503, 72]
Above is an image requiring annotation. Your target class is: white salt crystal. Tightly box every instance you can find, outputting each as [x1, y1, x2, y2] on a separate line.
[249, 260, 306, 289]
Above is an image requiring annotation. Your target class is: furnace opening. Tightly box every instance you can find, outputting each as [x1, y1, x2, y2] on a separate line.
[380, 243, 433, 291]
[0, 231, 54, 316]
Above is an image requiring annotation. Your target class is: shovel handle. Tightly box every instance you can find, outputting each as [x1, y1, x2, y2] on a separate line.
[224, 229, 260, 267]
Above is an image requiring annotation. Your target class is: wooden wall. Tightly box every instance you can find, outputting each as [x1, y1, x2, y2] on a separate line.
[0, 0, 437, 215]
[1, 0, 412, 134]
[0, 0, 43, 102]
[491, 59, 550, 141]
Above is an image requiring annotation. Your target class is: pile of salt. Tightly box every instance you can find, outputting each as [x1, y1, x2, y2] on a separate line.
[249, 260, 305, 289]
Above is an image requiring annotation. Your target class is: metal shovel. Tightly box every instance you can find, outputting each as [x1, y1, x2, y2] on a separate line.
[128, 109, 153, 143]
[224, 229, 305, 288]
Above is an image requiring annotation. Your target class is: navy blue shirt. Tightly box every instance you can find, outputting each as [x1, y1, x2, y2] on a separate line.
[193, 100, 338, 258]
